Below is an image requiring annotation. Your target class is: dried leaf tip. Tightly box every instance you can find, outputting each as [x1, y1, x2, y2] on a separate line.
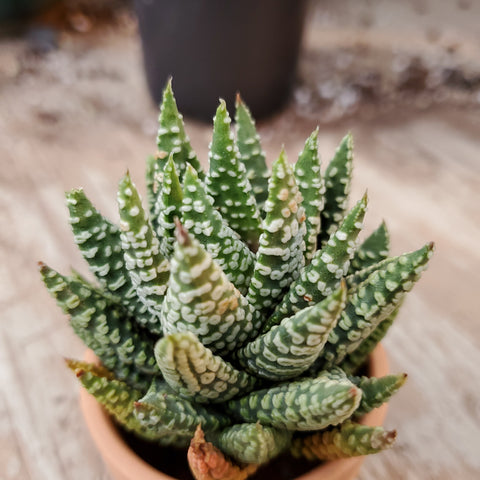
[174, 218, 190, 246]
[235, 91, 242, 106]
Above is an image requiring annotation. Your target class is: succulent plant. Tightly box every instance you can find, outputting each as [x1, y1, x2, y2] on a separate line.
[40, 80, 433, 480]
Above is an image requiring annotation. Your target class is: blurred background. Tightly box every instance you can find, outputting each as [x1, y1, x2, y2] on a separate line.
[1, 1, 479, 479]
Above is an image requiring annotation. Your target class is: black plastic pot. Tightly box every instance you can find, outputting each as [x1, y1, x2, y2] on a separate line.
[0, 0, 57, 22]
[134, 0, 308, 121]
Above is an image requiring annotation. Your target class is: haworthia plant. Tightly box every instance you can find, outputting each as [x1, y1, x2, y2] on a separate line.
[40, 82, 434, 480]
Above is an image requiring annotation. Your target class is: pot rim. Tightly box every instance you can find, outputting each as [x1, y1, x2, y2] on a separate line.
[79, 345, 389, 480]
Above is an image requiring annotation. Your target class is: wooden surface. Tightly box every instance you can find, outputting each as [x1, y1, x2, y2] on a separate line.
[1, 6, 480, 480]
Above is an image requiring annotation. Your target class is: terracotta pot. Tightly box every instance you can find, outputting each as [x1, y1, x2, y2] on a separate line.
[80, 345, 389, 480]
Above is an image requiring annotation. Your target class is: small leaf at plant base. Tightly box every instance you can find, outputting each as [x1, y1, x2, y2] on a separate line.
[188, 426, 259, 480]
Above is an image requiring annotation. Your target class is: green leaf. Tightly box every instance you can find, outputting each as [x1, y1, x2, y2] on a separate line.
[236, 284, 346, 381]
[66, 359, 162, 440]
[351, 373, 408, 416]
[291, 421, 396, 460]
[154, 331, 257, 403]
[319, 133, 354, 244]
[226, 371, 362, 431]
[214, 423, 292, 465]
[182, 165, 255, 295]
[265, 194, 368, 332]
[154, 78, 203, 180]
[235, 94, 269, 213]
[152, 154, 184, 259]
[349, 221, 390, 274]
[118, 172, 169, 334]
[317, 243, 435, 369]
[40, 263, 158, 388]
[294, 128, 325, 263]
[134, 378, 230, 435]
[340, 308, 399, 374]
[246, 150, 306, 319]
[66, 189, 156, 329]
[205, 100, 261, 248]
[160, 222, 262, 355]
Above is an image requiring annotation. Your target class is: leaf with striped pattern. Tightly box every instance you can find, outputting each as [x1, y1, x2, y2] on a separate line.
[291, 421, 396, 460]
[318, 133, 354, 245]
[205, 100, 261, 249]
[235, 94, 269, 213]
[118, 172, 169, 333]
[265, 194, 367, 332]
[154, 331, 257, 403]
[182, 164, 255, 295]
[236, 283, 346, 381]
[160, 222, 262, 355]
[246, 150, 306, 319]
[294, 127, 325, 263]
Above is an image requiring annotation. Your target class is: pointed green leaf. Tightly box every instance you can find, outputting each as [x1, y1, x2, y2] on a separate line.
[154, 79, 203, 180]
[154, 331, 257, 403]
[349, 221, 390, 274]
[66, 359, 163, 441]
[205, 100, 261, 248]
[118, 172, 169, 333]
[40, 264, 159, 387]
[226, 371, 362, 431]
[134, 378, 230, 435]
[236, 284, 346, 381]
[161, 222, 262, 355]
[265, 194, 368, 332]
[215, 423, 292, 465]
[319, 133, 354, 244]
[66, 189, 156, 329]
[235, 94, 269, 212]
[351, 373, 408, 416]
[182, 165, 255, 295]
[317, 243, 435, 368]
[294, 128, 325, 263]
[291, 421, 396, 460]
[340, 308, 399, 374]
[246, 150, 306, 319]
[346, 256, 396, 291]
[152, 154, 183, 259]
